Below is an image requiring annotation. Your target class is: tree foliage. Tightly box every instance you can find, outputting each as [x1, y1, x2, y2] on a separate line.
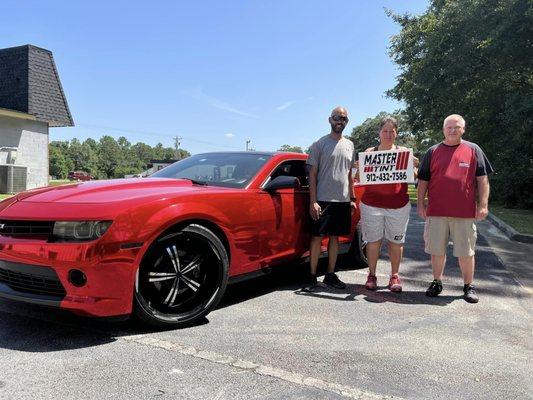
[387, 0, 533, 207]
[49, 137, 190, 179]
[348, 111, 435, 156]
[277, 144, 304, 153]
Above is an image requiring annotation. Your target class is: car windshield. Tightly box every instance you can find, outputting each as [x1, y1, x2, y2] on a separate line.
[149, 153, 272, 188]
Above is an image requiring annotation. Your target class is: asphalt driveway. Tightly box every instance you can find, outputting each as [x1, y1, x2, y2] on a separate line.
[0, 210, 531, 400]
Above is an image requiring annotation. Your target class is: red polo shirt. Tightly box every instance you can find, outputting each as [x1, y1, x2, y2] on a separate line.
[418, 140, 493, 218]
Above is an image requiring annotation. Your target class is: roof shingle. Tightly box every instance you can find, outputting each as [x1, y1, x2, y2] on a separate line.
[0, 45, 74, 127]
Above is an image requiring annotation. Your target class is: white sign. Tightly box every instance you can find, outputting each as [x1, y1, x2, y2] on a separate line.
[358, 149, 415, 185]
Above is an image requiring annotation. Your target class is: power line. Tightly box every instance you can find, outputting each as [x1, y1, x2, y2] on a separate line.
[75, 123, 243, 150]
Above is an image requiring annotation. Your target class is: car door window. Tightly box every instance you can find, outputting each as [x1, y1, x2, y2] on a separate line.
[267, 160, 309, 188]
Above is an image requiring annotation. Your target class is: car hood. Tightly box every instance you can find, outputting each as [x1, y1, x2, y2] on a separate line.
[0, 178, 234, 221]
[17, 178, 215, 204]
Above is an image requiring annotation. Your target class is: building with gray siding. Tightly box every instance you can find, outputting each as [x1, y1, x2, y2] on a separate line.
[0, 44, 73, 192]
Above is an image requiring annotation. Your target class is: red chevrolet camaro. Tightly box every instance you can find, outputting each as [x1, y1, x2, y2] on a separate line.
[0, 152, 367, 328]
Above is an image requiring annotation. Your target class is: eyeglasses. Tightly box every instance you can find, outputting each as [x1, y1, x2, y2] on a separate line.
[331, 115, 349, 123]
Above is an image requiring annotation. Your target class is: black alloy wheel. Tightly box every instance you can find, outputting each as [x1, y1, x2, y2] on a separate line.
[134, 224, 229, 328]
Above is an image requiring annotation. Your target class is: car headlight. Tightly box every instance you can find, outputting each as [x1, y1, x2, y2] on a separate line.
[52, 221, 113, 242]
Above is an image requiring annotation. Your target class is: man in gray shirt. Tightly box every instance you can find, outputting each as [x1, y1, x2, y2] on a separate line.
[303, 106, 356, 291]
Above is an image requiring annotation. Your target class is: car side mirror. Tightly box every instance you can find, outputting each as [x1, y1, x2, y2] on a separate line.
[264, 176, 300, 191]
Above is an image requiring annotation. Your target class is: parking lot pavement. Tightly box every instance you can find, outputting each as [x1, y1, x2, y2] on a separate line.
[0, 210, 531, 400]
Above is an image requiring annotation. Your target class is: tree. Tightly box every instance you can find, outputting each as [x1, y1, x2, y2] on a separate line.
[49, 136, 192, 179]
[131, 142, 155, 173]
[349, 111, 432, 156]
[80, 140, 100, 177]
[97, 136, 122, 178]
[49, 143, 73, 179]
[277, 145, 303, 153]
[176, 149, 191, 159]
[387, 0, 533, 207]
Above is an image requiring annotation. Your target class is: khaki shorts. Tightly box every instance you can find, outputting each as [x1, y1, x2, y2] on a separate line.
[360, 201, 411, 244]
[424, 217, 477, 257]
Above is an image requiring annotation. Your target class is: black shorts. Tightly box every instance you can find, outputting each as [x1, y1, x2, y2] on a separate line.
[311, 201, 351, 237]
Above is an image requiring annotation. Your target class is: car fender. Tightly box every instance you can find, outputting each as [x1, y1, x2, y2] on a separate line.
[128, 200, 235, 263]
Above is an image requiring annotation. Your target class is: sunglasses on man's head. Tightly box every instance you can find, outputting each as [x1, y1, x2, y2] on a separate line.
[331, 115, 349, 122]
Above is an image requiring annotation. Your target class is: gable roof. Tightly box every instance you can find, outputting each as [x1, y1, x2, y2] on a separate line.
[0, 45, 74, 127]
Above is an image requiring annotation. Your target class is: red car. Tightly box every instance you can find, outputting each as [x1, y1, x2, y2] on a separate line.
[0, 152, 367, 328]
[68, 171, 93, 181]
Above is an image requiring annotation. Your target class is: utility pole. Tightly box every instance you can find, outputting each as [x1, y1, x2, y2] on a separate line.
[174, 136, 182, 159]
[246, 140, 251, 151]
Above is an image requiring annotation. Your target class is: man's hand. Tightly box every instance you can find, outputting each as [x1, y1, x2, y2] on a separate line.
[417, 180, 429, 220]
[350, 201, 357, 214]
[310, 202, 321, 221]
[417, 202, 427, 220]
[476, 176, 490, 221]
[476, 203, 489, 220]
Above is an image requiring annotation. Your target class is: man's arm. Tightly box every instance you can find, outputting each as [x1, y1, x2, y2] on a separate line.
[309, 165, 321, 221]
[348, 168, 356, 209]
[417, 179, 429, 220]
[476, 175, 490, 220]
[413, 156, 420, 179]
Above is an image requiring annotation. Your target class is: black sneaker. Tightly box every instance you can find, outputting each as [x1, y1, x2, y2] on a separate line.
[323, 272, 346, 289]
[301, 275, 318, 292]
[425, 280, 443, 297]
[464, 284, 479, 303]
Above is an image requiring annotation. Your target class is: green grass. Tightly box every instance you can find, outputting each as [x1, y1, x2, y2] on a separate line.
[49, 179, 71, 186]
[490, 205, 533, 235]
[408, 184, 417, 203]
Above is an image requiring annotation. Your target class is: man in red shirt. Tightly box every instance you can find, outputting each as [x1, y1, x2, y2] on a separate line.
[417, 114, 493, 303]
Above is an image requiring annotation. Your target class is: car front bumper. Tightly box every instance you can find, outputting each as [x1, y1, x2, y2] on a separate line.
[0, 240, 140, 317]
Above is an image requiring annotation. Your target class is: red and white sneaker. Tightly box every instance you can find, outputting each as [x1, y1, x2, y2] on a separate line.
[388, 274, 402, 292]
[365, 273, 377, 290]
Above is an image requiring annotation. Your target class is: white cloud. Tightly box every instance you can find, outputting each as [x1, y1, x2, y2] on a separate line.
[275, 96, 314, 111]
[183, 87, 259, 119]
[224, 133, 235, 138]
[276, 101, 296, 111]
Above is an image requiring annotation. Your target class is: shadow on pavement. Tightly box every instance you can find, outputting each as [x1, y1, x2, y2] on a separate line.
[293, 283, 460, 306]
[358, 287, 459, 306]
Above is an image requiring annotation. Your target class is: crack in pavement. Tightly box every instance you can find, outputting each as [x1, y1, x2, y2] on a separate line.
[0, 308, 399, 400]
[121, 334, 401, 400]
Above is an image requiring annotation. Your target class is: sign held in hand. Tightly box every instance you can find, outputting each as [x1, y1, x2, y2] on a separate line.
[358, 149, 415, 185]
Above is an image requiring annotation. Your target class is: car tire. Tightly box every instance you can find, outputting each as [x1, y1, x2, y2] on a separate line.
[133, 223, 229, 328]
[349, 225, 368, 268]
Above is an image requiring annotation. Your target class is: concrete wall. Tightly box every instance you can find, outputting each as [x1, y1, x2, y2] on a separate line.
[0, 114, 49, 190]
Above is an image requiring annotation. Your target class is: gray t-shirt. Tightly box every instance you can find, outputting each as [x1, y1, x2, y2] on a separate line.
[307, 134, 355, 202]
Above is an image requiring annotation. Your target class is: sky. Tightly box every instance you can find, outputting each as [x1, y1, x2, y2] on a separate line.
[1, 0, 428, 154]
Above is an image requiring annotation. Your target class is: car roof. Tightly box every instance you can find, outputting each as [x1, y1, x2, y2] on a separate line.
[193, 151, 306, 158]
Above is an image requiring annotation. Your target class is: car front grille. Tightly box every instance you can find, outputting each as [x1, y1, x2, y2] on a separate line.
[0, 220, 54, 237]
[0, 263, 66, 297]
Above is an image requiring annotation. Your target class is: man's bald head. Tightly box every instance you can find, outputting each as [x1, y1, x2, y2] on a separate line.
[331, 107, 348, 117]
[329, 107, 349, 135]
